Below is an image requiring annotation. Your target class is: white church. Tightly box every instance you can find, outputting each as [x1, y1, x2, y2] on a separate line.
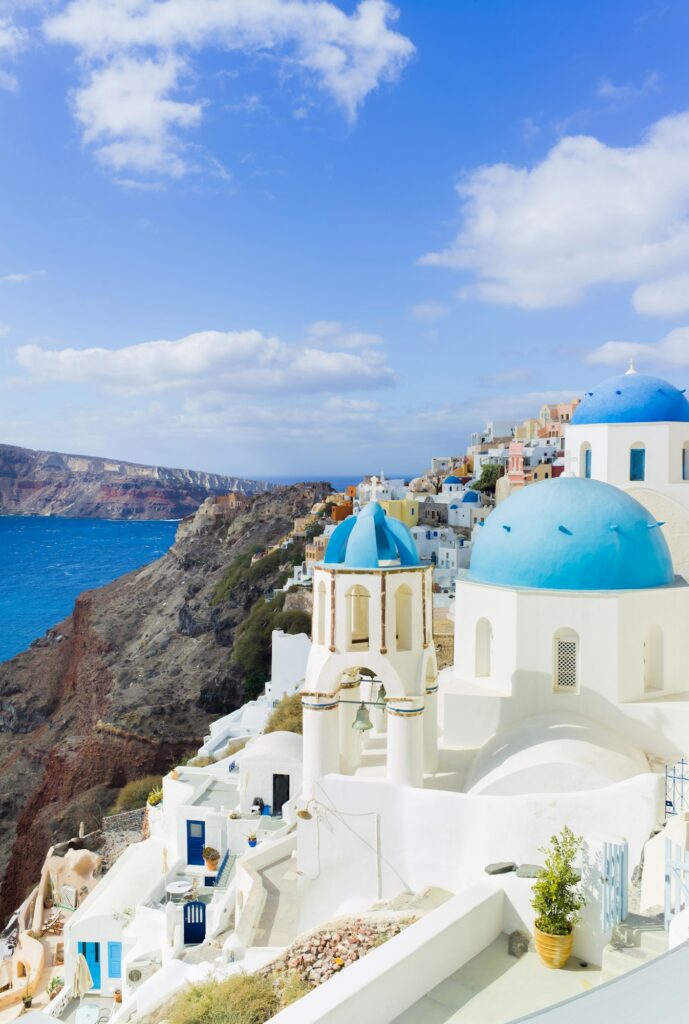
[292, 367, 689, 1007]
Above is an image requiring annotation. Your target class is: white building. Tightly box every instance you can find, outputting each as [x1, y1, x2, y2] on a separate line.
[355, 473, 408, 507]
[565, 364, 689, 571]
[198, 629, 310, 758]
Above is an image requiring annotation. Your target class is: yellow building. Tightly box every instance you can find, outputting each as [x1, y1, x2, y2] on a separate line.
[380, 498, 420, 528]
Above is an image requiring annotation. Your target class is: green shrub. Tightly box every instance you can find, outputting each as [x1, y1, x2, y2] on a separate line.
[185, 755, 216, 768]
[531, 826, 585, 936]
[111, 775, 163, 814]
[168, 973, 280, 1024]
[278, 970, 312, 1007]
[221, 739, 248, 758]
[147, 785, 163, 807]
[264, 693, 302, 735]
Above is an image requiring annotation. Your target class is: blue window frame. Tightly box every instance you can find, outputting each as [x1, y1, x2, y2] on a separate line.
[107, 942, 122, 979]
[584, 448, 592, 479]
[630, 447, 645, 482]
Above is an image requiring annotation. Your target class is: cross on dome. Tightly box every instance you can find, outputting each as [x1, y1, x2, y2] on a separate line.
[626, 359, 638, 376]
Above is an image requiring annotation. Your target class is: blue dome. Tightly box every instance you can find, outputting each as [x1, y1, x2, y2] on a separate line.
[444, 475, 462, 485]
[572, 372, 689, 425]
[460, 490, 480, 503]
[323, 501, 420, 569]
[469, 477, 673, 591]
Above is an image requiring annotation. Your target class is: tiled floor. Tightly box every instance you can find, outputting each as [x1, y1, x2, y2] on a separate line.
[392, 935, 602, 1024]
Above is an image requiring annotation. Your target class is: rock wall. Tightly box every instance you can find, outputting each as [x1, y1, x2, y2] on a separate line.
[0, 483, 328, 922]
[0, 443, 275, 519]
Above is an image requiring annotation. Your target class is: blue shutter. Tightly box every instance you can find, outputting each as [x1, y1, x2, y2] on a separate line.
[108, 942, 122, 979]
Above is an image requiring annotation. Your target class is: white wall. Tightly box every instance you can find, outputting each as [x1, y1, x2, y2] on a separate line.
[296, 773, 661, 935]
[266, 631, 311, 699]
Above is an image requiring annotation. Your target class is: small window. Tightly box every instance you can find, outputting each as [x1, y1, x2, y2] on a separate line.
[553, 629, 579, 692]
[683, 443, 689, 481]
[630, 444, 645, 482]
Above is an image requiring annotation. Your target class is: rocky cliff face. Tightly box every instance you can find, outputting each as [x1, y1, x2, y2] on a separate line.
[0, 443, 274, 519]
[0, 483, 327, 922]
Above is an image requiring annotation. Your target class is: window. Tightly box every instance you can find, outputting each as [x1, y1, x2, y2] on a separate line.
[108, 942, 122, 979]
[580, 443, 592, 479]
[630, 443, 645, 482]
[317, 580, 326, 646]
[683, 443, 689, 481]
[345, 585, 370, 651]
[395, 585, 413, 651]
[475, 618, 492, 678]
[553, 629, 579, 692]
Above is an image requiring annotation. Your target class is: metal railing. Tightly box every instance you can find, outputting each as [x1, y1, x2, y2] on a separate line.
[665, 759, 689, 817]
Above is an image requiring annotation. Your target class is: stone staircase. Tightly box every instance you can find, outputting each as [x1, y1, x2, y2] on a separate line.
[601, 912, 668, 981]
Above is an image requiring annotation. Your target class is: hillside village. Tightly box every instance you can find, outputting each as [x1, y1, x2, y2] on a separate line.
[4, 367, 689, 1024]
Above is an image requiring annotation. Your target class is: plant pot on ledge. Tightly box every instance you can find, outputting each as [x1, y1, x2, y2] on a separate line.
[533, 925, 573, 969]
[531, 826, 586, 971]
[202, 846, 220, 872]
[247, 835, 257, 849]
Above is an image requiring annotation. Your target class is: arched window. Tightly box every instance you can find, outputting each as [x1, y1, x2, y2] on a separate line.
[553, 628, 579, 692]
[317, 580, 326, 646]
[395, 584, 413, 651]
[630, 442, 646, 482]
[580, 442, 592, 479]
[683, 443, 689, 481]
[475, 618, 492, 678]
[345, 585, 370, 651]
[643, 624, 663, 692]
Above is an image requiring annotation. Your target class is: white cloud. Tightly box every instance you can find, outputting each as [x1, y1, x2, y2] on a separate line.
[1, 271, 33, 282]
[632, 275, 689, 318]
[0, 323, 10, 337]
[0, 14, 27, 91]
[421, 111, 689, 314]
[587, 327, 689, 368]
[410, 301, 448, 321]
[16, 326, 395, 394]
[44, 0, 414, 176]
[596, 71, 660, 104]
[305, 320, 383, 349]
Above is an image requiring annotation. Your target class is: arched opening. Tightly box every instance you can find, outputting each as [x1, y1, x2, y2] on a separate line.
[553, 628, 579, 692]
[630, 442, 646, 482]
[394, 585, 413, 651]
[316, 580, 326, 646]
[475, 618, 492, 678]
[16, 962, 27, 978]
[643, 624, 664, 692]
[580, 442, 592, 479]
[683, 443, 689, 481]
[345, 585, 370, 651]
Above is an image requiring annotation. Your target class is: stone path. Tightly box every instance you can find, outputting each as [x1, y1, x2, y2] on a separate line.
[252, 855, 299, 948]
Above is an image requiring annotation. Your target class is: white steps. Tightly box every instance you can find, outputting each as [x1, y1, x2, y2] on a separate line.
[601, 913, 668, 982]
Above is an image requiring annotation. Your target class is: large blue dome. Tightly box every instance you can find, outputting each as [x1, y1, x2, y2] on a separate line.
[323, 501, 420, 569]
[469, 477, 673, 591]
[572, 371, 689, 425]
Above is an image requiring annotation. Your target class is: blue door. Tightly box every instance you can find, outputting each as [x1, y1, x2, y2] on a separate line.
[78, 941, 101, 989]
[186, 820, 205, 865]
[107, 942, 122, 980]
[183, 901, 206, 945]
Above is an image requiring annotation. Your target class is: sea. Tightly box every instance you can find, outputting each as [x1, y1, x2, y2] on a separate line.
[0, 473, 416, 665]
[0, 517, 178, 664]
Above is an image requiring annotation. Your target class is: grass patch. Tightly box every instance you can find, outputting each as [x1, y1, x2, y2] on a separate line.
[169, 973, 279, 1024]
[212, 543, 306, 605]
[111, 775, 162, 814]
[265, 692, 303, 735]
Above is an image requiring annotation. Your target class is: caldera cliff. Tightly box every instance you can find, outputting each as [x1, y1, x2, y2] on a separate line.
[0, 443, 274, 519]
[0, 483, 326, 922]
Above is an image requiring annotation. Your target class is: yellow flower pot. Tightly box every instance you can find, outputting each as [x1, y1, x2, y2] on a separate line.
[533, 924, 573, 969]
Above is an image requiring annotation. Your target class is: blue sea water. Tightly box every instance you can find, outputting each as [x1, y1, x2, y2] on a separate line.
[0, 517, 178, 664]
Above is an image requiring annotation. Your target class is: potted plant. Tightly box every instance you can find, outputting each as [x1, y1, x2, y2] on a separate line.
[247, 833, 257, 848]
[531, 826, 586, 969]
[46, 976, 64, 999]
[114, 989, 122, 1004]
[202, 846, 220, 871]
[22, 982, 33, 1009]
[147, 786, 163, 807]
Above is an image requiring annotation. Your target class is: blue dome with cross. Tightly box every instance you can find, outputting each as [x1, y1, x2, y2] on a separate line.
[469, 477, 673, 591]
[323, 501, 420, 569]
[572, 370, 689, 425]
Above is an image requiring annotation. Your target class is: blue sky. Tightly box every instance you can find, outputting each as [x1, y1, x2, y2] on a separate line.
[1, 0, 689, 478]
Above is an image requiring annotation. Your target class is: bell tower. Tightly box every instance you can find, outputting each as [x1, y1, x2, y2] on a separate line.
[302, 502, 438, 796]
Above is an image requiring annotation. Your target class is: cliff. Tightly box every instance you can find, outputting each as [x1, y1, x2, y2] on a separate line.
[0, 483, 327, 921]
[0, 443, 274, 519]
